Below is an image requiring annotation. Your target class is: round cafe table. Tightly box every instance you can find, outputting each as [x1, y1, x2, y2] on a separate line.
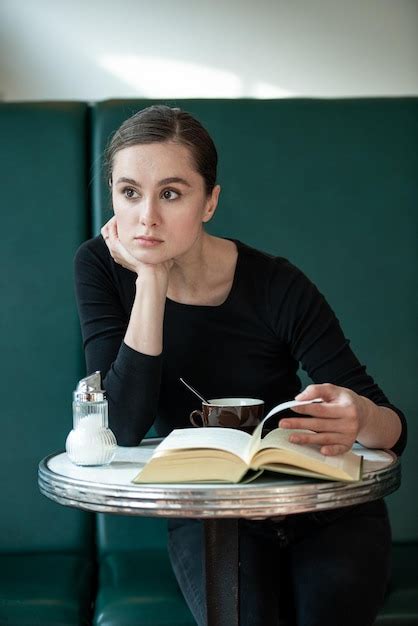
[39, 439, 400, 626]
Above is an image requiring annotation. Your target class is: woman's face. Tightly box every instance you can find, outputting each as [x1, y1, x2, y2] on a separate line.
[111, 141, 219, 264]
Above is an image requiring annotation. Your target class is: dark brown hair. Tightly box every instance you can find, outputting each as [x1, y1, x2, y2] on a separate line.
[106, 105, 218, 195]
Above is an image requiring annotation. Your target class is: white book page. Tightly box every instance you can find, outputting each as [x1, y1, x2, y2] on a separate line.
[258, 428, 339, 465]
[247, 398, 323, 461]
[263, 398, 323, 421]
[255, 428, 361, 480]
[155, 427, 252, 463]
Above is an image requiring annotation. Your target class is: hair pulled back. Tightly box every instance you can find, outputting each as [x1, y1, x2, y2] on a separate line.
[106, 105, 218, 195]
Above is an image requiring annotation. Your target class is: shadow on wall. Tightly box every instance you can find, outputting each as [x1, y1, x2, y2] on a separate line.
[0, 0, 417, 100]
[99, 55, 292, 98]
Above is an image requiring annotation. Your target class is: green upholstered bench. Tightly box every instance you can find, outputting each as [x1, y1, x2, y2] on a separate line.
[93, 515, 195, 626]
[1, 98, 416, 626]
[0, 103, 95, 626]
[375, 544, 418, 625]
[89, 98, 418, 626]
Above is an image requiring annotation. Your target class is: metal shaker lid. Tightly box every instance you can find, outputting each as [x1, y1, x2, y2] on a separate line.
[73, 371, 106, 402]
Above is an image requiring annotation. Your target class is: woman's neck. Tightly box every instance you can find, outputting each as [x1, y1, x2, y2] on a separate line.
[167, 234, 238, 306]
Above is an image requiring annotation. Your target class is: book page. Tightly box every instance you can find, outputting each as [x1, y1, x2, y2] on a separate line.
[253, 428, 362, 480]
[155, 427, 252, 463]
[247, 398, 324, 461]
[133, 454, 248, 483]
[246, 419, 265, 461]
[263, 398, 323, 421]
[258, 428, 344, 467]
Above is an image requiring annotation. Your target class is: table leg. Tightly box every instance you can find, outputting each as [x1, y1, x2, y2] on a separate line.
[204, 518, 239, 626]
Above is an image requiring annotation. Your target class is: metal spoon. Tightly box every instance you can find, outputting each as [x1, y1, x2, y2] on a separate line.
[179, 378, 208, 404]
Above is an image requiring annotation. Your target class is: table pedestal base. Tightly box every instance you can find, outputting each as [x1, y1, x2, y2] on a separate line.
[205, 518, 239, 626]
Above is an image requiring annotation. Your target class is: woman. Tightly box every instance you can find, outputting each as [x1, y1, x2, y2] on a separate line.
[74, 105, 406, 626]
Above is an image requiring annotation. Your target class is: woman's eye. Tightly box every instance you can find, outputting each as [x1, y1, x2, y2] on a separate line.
[161, 189, 180, 201]
[123, 187, 138, 199]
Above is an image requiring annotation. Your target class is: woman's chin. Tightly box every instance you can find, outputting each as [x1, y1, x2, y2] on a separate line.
[127, 245, 169, 265]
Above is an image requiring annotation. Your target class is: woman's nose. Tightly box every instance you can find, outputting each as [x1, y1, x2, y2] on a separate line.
[140, 198, 160, 227]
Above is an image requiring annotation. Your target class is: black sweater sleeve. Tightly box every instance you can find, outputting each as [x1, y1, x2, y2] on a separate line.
[74, 237, 162, 445]
[270, 260, 407, 455]
[74, 237, 407, 455]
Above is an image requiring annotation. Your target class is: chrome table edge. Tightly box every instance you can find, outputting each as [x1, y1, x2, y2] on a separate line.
[38, 450, 401, 519]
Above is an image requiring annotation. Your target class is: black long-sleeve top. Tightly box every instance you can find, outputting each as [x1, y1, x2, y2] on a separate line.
[74, 236, 406, 455]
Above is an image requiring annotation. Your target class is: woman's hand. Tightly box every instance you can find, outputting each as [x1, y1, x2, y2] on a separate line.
[101, 216, 173, 280]
[101, 217, 174, 356]
[101, 217, 143, 273]
[278, 383, 369, 456]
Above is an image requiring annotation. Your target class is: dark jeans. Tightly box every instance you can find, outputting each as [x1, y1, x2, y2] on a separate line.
[167, 499, 391, 626]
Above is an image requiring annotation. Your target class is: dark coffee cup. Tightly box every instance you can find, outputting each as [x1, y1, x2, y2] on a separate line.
[189, 398, 264, 433]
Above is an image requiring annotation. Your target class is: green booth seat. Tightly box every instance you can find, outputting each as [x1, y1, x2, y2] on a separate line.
[0, 553, 94, 626]
[90, 98, 418, 625]
[0, 102, 95, 625]
[374, 544, 418, 625]
[3, 97, 415, 626]
[93, 515, 195, 626]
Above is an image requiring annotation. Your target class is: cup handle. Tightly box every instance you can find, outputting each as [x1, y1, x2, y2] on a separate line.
[190, 409, 205, 427]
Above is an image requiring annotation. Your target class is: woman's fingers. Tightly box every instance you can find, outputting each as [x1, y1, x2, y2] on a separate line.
[101, 216, 116, 239]
[320, 444, 350, 456]
[100, 218, 135, 270]
[290, 401, 349, 418]
[278, 383, 366, 455]
[108, 216, 118, 239]
[287, 431, 352, 455]
[288, 430, 349, 446]
[279, 416, 339, 431]
[280, 414, 358, 442]
[100, 218, 175, 276]
[295, 383, 342, 403]
[102, 217, 118, 246]
[280, 403, 358, 434]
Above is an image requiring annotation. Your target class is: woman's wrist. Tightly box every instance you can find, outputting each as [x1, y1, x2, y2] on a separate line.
[357, 396, 402, 450]
[135, 260, 173, 292]
[122, 268, 170, 356]
[135, 268, 169, 293]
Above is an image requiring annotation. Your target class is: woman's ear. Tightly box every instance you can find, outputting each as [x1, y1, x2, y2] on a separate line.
[202, 184, 221, 223]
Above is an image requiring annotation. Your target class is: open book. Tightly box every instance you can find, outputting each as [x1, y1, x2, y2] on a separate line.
[132, 399, 363, 484]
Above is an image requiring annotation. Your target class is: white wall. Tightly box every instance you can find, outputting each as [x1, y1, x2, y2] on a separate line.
[0, 0, 417, 101]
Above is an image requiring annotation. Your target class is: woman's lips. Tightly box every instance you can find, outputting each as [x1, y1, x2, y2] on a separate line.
[134, 236, 164, 248]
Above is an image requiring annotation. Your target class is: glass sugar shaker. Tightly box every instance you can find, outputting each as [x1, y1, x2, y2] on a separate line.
[65, 371, 117, 466]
